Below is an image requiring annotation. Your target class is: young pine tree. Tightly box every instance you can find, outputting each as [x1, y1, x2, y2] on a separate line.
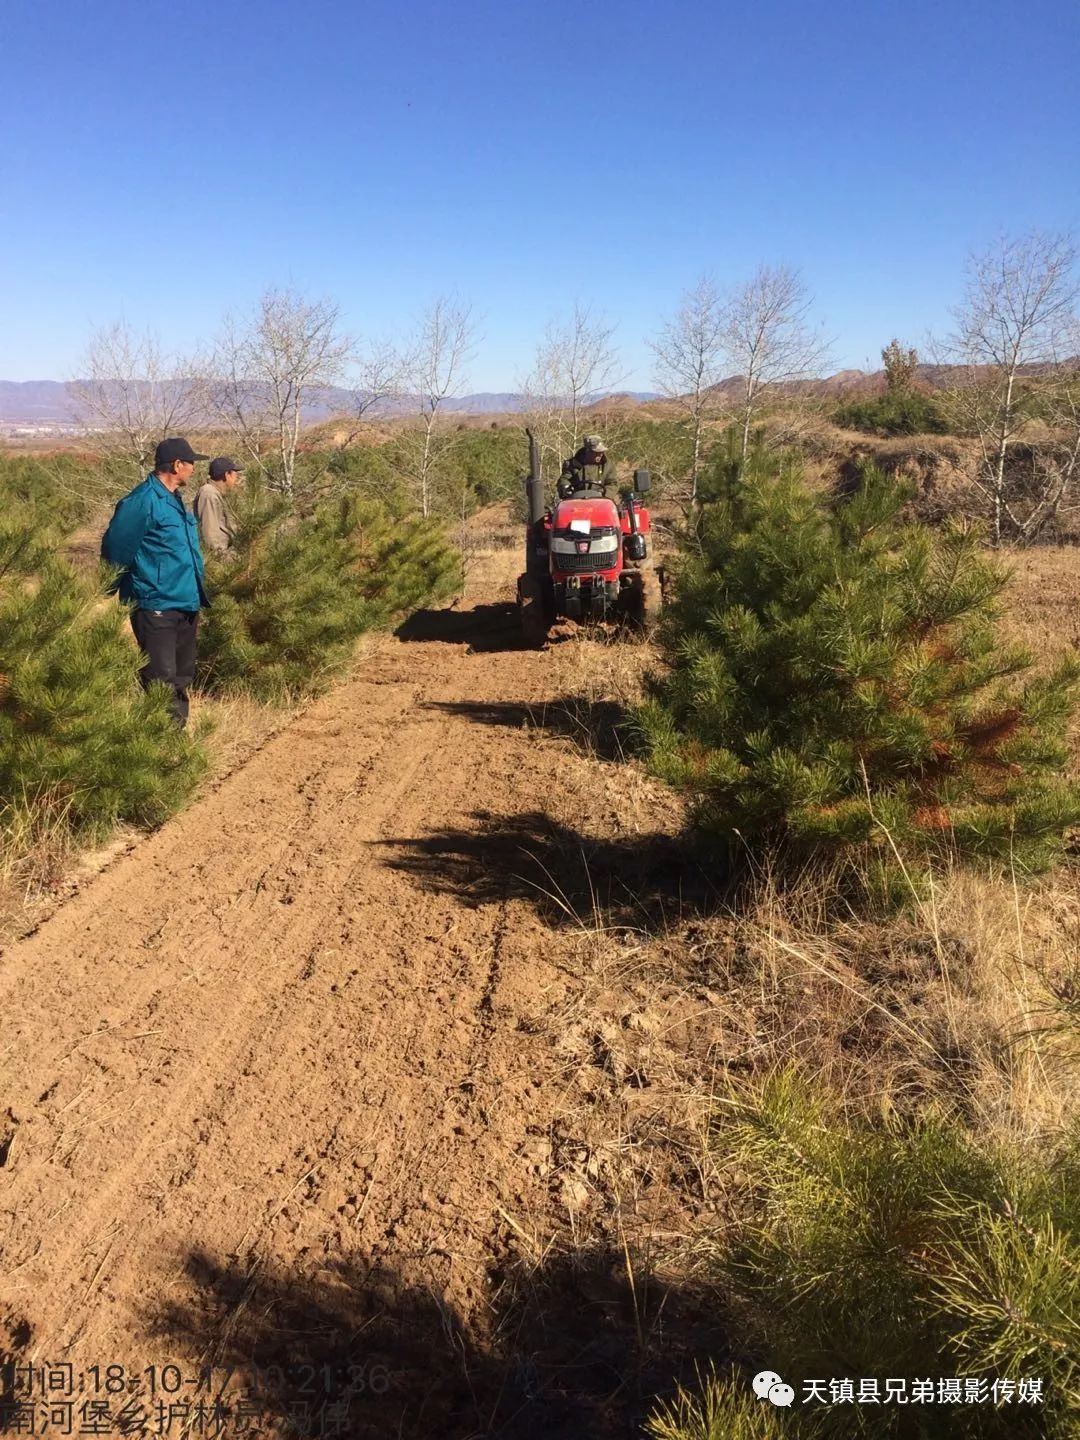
[882, 337, 919, 396]
[0, 516, 205, 842]
[638, 454, 1080, 889]
[197, 492, 461, 700]
[647, 1068, 1080, 1439]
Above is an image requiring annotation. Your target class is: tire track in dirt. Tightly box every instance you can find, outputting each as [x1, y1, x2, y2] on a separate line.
[1, 678, 478, 1341]
[0, 556, 687, 1435]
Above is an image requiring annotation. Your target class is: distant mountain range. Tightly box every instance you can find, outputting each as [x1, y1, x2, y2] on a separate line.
[4, 364, 1054, 427]
[0, 380, 662, 426]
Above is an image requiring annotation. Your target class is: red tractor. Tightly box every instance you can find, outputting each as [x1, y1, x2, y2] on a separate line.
[516, 429, 663, 647]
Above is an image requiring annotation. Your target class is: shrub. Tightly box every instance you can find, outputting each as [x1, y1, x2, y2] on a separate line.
[647, 1067, 1080, 1438]
[882, 338, 920, 396]
[305, 429, 524, 518]
[834, 391, 948, 436]
[437, 428, 527, 510]
[636, 454, 1080, 892]
[197, 492, 461, 700]
[606, 418, 698, 498]
[0, 515, 206, 849]
[310, 445, 407, 507]
[0, 453, 112, 534]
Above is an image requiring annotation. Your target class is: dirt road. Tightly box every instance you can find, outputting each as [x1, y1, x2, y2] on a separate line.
[0, 546, 699, 1437]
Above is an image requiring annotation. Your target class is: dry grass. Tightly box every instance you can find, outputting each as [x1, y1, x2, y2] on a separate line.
[0, 791, 81, 899]
[999, 544, 1080, 657]
[724, 860, 1078, 1134]
[481, 543, 1080, 1304]
[475, 540, 1080, 1428]
[0, 690, 293, 941]
[536, 861, 1080, 1174]
[0, 792, 139, 941]
[192, 686, 292, 780]
[540, 628, 657, 762]
[485, 846, 1080, 1403]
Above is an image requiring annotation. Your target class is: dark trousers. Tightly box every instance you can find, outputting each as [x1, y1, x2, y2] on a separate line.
[131, 609, 199, 727]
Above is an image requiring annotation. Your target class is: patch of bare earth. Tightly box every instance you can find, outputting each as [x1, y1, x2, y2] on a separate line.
[999, 544, 1080, 653]
[0, 537, 724, 1439]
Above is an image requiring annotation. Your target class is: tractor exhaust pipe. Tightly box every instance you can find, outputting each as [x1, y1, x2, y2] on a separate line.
[524, 427, 548, 579]
[525, 428, 544, 526]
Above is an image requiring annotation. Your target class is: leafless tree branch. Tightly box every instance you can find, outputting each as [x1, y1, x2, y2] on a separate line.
[722, 265, 832, 460]
[942, 231, 1079, 544]
[519, 303, 623, 485]
[203, 288, 355, 499]
[396, 296, 478, 517]
[68, 322, 203, 481]
[648, 274, 727, 502]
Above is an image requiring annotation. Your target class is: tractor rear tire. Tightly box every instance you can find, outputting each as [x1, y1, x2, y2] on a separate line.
[519, 577, 550, 649]
[636, 566, 664, 636]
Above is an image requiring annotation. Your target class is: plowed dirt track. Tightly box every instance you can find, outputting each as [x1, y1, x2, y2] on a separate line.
[1, 545, 706, 1438]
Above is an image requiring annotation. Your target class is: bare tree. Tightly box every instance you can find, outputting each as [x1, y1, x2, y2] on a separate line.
[206, 287, 355, 499]
[944, 231, 1079, 544]
[1030, 344, 1080, 540]
[519, 304, 623, 484]
[722, 265, 831, 460]
[649, 275, 727, 502]
[295, 339, 410, 506]
[68, 321, 202, 481]
[350, 340, 405, 424]
[397, 296, 477, 517]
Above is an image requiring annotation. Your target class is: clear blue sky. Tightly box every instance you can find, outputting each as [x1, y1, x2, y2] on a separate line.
[1, 0, 1077, 389]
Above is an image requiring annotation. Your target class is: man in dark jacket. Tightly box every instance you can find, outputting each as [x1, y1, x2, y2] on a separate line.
[101, 437, 210, 727]
[558, 435, 609, 496]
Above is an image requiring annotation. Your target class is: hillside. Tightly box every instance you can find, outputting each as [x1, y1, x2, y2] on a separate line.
[0, 381, 662, 427]
[10, 360, 1064, 428]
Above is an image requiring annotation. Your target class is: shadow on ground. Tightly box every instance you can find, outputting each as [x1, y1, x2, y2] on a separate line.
[151, 1245, 731, 1439]
[381, 811, 722, 930]
[395, 602, 525, 652]
[421, 698, 632, 763]
[395, 603, 627, 654]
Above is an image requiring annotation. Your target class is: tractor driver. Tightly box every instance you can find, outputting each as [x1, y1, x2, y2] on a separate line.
[558, 435, 608, 496]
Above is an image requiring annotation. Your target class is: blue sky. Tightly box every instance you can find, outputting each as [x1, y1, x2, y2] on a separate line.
[1, 0, 1077, 389]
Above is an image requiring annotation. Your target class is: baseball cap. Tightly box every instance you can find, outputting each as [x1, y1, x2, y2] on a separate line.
[154, 437, 208, 469]
[209, 456, 243, 480]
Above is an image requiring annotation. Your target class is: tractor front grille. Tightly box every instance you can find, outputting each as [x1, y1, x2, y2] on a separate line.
[554, 550, 618, 573]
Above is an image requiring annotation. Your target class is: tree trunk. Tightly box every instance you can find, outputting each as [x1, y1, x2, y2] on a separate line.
[991, 371, 1015, 546]
[419, 408, 435, 518]
[690, 380, 703, 504]
[741, 382, 754, 462]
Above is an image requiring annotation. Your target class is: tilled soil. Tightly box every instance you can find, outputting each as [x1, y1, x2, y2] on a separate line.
[0, 550, 711, 1438]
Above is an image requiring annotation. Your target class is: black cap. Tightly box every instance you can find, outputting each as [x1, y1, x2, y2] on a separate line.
[209, 455, 242, 480]
[154, 437, 208, 470]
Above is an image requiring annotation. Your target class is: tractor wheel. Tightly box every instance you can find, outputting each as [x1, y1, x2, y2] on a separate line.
[635, 566, 664, 636]
[519, 576, 550, 649]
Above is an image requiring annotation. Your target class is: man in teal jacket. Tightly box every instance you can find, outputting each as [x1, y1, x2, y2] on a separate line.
[101, 437, 210, 727]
